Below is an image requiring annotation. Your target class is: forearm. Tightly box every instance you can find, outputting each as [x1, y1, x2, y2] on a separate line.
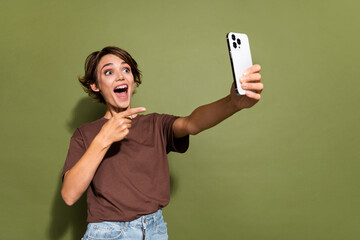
[61, 134, 110, 206]
[174, 95, 239, 137]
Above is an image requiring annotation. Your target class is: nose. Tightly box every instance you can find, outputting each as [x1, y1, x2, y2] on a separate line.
[116, 71, 125, 81]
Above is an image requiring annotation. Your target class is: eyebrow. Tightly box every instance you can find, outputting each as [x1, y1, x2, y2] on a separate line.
[100, 61, 128, 71]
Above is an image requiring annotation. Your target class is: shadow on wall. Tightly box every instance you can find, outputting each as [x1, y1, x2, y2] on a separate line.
[48, 174, 87, 240]
[66, 97, 107, 134]
[48, 97, 105, 240]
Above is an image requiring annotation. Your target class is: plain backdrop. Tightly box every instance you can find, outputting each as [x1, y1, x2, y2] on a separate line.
[1, 0, 359, 239]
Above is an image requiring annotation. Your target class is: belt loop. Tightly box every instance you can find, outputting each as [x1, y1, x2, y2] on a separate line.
[153, 210, 158, 227]
[123, 222, 128, 232]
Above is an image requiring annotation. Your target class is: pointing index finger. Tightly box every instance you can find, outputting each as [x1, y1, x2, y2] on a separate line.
[120, 107, 147, 118]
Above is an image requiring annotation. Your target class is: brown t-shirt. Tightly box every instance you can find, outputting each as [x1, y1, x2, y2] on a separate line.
[62, 113, 189, 222]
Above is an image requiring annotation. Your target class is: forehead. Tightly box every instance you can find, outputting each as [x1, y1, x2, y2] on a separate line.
[98, 54, 126, 69]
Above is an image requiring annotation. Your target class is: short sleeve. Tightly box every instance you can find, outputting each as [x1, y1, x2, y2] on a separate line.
[157, 114, 189, 154]
[61, 128, 86, 181]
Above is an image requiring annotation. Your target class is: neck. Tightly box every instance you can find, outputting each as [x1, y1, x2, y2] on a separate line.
[104, 104, 130, 119]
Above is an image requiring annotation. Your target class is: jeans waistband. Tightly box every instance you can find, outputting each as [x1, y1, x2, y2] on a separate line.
[126, 209, 162, 229]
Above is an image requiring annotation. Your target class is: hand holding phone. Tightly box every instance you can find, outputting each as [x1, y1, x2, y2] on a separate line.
[226, 32, 253, 95]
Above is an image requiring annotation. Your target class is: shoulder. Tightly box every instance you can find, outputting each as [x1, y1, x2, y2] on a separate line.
[79, 117, 107, 129]
[72, 118, 108, 139]
[137, 113, 178, 125]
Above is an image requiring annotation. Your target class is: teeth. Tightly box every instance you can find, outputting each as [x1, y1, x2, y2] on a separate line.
[115, 85, 127, 90]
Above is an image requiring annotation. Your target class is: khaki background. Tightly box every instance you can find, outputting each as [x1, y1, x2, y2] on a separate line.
[1, 0, 359, 239]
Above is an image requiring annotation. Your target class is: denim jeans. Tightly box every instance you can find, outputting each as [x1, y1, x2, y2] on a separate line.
[81, 209, 168, 240]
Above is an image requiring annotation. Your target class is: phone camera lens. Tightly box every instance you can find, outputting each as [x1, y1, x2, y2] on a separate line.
[237, 39, 241, 45]
[233, 42, 237, 48]
[231, 34, 236, 40]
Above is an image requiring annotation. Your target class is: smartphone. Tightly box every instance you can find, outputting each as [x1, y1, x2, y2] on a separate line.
[226, 32, 253, 95]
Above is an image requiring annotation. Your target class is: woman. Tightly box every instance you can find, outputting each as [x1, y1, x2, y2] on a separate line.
[61, 46, 263, 239]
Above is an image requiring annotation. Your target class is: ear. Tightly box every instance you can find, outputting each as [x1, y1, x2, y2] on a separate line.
[90, 82, 100, 92]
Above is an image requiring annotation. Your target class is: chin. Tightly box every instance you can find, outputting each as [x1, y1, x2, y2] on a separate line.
[116, 101, 131, 110]
[106, 101, 129, 112]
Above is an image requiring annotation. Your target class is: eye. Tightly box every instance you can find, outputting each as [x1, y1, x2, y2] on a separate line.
[104, 70, 112, 76]
[123, 67, 131, 73]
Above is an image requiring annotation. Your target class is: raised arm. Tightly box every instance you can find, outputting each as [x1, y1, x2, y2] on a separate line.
[173, 64, 263, 138]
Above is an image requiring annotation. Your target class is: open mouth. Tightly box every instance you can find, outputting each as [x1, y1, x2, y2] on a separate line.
[114, 84, 128, 98]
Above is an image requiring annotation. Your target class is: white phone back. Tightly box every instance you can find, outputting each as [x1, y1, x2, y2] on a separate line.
[227, 32, 253, 95]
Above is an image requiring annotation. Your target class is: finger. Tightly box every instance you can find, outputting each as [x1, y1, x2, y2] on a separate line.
[112, 116, 131, 124]
[240, 73, 261, 83]
[245, 90, 261, 100]
[119, 107, 146, 118]
[116, 122, 132, 134]
[119, 118, 132, 125]
[120, 128, 130, 139]
[241, 82, 264, 92]
[121, 123, 132, 130]
[243, 64, 261, 76]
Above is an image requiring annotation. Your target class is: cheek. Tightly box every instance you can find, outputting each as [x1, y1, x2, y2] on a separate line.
[97, 78, 112, 90]
[129, 75, 136, 86]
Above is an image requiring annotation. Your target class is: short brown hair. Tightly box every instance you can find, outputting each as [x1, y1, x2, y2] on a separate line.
[78, 46, 142, 104]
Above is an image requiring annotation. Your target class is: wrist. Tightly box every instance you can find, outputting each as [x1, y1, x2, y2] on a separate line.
[227, 94, 243, 112]
[93, 132, 112, 150]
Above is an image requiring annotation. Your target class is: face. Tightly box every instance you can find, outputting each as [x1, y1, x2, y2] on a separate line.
[91, 54, 135, 112]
